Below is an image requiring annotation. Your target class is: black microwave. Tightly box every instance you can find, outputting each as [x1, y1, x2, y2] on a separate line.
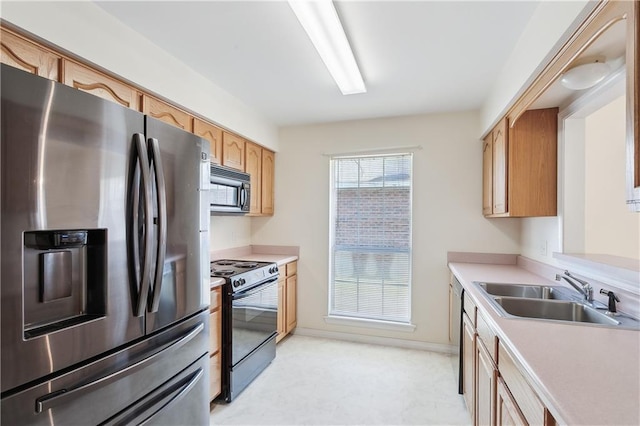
[210, 164, 250, 214]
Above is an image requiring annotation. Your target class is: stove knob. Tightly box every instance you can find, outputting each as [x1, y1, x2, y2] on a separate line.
[240, 278, 246, 286]
[233, 279, 240, 288]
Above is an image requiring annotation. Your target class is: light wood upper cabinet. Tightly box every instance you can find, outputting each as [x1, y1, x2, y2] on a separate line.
[222, 131, 245, 171]
[482, 134, 494, 216]
[63, 61, 140, 111]
[142, 95, 193, 131]
[484, 109, 557, 218]
[1, 28, 59, 81]
[492, 119, 508, 215]
[261, 149, 275, 216]
[194, 119, 223, 164]
[245, 142, 263, 215]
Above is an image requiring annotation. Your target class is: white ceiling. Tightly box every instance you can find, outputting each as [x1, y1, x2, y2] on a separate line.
[95, 1, 542, 127]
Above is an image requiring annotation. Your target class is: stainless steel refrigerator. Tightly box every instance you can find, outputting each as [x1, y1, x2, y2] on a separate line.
[1, 64, 211, 425]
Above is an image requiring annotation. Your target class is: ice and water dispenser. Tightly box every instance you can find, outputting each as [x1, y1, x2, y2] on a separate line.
[23, 229, 107, 338]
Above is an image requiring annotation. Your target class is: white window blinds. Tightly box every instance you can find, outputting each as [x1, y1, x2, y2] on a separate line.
[329, 153, 412, 323]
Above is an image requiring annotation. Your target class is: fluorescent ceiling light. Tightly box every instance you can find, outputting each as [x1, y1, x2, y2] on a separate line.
[289, 0, 366, 95]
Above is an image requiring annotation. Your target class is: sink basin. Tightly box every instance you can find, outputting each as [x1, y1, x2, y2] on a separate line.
[478, 282, 576, 300]
[493, 298, 621, 326]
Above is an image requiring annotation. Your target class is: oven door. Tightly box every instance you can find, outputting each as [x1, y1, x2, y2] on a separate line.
[231, 278, 278, 366]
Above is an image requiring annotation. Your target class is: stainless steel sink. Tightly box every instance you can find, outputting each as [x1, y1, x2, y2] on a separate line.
[474, 281, 640, 329]
[478, 282, 576, 300]
[493, 297, 621, 326]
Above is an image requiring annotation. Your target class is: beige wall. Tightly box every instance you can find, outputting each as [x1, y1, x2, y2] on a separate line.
[209, 217, 252, 252]
[251, 111, 521, 345]
[584, 96, 640, 258]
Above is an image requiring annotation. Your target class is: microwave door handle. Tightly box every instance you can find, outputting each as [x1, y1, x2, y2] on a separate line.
[130, 133, 153, 317]
[240, 185, 248, 209]
[147, 138, 167, 313]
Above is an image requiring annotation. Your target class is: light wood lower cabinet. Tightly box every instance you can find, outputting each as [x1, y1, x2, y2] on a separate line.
[209, 286, 222, 401]
[462, 312, 475, 419]
[460, 290, 557, 426]
[496, 377, 527, 426]
[276, 261, 298, 342]
[476, 336, 497, 426]
[1, 28, 60, 80]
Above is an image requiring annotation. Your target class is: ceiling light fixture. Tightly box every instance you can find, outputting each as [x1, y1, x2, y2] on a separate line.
[560, 59, 611, 91]
[288, 0, 366, 95]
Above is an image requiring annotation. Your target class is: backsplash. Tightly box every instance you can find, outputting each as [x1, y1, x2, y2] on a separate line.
[209, 216, 251, 251]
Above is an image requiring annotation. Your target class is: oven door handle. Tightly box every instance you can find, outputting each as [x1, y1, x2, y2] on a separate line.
[233, 277, 278, 300]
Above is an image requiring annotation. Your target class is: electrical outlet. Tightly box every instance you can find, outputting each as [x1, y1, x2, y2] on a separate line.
[539, 239, 548, 257]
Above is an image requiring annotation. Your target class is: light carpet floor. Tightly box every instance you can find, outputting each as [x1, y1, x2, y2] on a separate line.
[210, 334, 471, 425]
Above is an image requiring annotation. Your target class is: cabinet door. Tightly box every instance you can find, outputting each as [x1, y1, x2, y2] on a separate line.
[261, 149, 275, 215]
[142, 95, 193, 131]
[194, 119, 222, 164]
[276, 278, 286, 342]
[285, 275, 297, 333]
[462, 313, 475, 420]
[222, 132, 245, 170]
[492, 119, 508, 214]
[1, 29, 59, 80]
[245, 142, 263, 215]
[63, 60, 140, 110]
[496, 378, 527, 426]
[482, 133, 493, 215]
[477, 340, 496, 426]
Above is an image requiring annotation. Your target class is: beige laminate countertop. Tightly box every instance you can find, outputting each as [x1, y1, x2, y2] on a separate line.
[449, 262, 640, 426]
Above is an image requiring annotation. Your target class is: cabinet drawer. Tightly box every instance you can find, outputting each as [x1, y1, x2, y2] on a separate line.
[499, 342, 545, 426]
[210, 287, 222, 311]
[209, 309, 221, 354]
[209, 352, 221, 400]
[286, 261, 297, 277]
[463, 293, 476, 326]
[476, 310, 497, 363]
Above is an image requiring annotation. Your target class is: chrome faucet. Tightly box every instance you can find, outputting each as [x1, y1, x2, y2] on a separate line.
[555, 270, 594, 303]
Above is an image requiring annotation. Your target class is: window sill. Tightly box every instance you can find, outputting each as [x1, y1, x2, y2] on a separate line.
[324, 315, 416, 332]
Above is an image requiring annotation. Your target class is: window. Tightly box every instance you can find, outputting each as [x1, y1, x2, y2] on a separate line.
[329, 153, 412, 323]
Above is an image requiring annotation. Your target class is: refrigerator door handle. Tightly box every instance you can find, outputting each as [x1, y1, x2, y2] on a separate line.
[131, 133, 154, 317]
[147, 137, 167, 313]
[34, 322, 204, 414]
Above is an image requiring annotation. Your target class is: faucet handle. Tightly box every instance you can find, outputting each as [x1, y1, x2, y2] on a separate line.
[599, 289, 620, 314]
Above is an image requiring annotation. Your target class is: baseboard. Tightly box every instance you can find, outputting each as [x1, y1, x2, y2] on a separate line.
[291, 327, 457, 355]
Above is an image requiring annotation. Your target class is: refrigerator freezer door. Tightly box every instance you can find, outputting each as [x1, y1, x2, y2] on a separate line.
[1, 312, 209, 425]
[1, 65, 146, 392]
[144, 117, 210, 334]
